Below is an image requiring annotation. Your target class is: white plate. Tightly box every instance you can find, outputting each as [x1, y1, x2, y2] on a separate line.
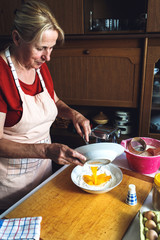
[76, 142, 124, 162]
[71, 164, 123, 194]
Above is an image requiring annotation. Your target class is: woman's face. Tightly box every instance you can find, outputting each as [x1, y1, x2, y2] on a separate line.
[19, 29, 58, 69]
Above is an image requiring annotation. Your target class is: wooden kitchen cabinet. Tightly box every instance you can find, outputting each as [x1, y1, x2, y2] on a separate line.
[0, 0, 160, 36]
[47, 0, 160, 35]
[139, 38, 160, 139]
[48, 0, 160, 34]
[49, 39, 142, 108]
[44, 0, 84, 35]
[0, 0, 84, 36]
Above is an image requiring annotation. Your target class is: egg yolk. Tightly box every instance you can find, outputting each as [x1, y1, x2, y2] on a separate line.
[83, 166, 111, 186]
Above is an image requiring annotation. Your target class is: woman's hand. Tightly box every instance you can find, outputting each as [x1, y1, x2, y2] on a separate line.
[45, 143, 87, 166]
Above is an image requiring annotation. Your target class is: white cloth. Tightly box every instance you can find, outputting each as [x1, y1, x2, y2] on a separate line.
[0, 217, 42, 240]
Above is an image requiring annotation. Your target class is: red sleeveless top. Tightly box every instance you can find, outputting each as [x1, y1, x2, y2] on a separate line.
[0, 57, 55, 127]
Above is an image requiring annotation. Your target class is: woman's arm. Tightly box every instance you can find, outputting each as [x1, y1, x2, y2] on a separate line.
[0, 112, 86, 165]
[0, 138, 86, 165]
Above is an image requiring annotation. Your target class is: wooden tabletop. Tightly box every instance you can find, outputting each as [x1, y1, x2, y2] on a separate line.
[5, 166, 153, 240]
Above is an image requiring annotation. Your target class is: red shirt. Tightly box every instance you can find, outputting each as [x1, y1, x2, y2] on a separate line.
[0, 57, 55, 127]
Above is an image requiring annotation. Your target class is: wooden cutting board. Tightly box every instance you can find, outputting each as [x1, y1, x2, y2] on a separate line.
[5, 166, 153, 240]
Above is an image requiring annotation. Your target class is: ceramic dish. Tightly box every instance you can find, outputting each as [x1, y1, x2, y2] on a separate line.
[71, 164, 123, 194]
[75, 142, 124, 162]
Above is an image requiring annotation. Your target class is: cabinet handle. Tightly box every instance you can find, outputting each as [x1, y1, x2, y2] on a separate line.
[83, 50, 90, 55]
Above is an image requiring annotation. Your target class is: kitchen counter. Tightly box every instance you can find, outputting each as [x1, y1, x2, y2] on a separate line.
[0, 153, 158, 240]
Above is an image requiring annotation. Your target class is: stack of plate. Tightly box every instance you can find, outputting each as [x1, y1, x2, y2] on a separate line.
[114, 111, 133, 135]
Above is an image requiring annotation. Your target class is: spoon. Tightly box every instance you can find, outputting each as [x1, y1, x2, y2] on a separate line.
[84, 158, 111, 170]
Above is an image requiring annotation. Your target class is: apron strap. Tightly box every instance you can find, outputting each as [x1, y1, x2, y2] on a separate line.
[5, 47, 46, 91]
[5, 47, 21, 90]
[36, 68, 46, 89]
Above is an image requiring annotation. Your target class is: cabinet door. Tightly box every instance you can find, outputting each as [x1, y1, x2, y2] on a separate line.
[146, 0, 160, 32]
[140, 44, 160, 138]
[45, 0, 84, 34]
[0, 0, 21, 35]
[49, 46, 141, 107]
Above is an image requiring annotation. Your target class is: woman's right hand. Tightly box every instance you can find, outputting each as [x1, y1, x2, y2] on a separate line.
[45, 143, 86, 166]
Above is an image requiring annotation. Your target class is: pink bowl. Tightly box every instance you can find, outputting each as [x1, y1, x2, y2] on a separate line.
[121, 137, 160, 174]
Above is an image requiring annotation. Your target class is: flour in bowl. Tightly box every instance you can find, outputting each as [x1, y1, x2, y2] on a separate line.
[76, 165, 117, 191]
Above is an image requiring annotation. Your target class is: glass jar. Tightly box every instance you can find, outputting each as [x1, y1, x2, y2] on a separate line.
[153, 173, 160, 210]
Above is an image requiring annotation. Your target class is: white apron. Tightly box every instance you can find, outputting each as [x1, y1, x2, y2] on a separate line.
[0, 48, 58, 210]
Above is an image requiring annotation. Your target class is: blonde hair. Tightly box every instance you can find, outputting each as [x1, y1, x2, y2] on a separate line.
[12, 0, 64, 44]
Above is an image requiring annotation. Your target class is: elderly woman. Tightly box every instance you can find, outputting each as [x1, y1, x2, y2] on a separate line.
[0, 0, 91, 212]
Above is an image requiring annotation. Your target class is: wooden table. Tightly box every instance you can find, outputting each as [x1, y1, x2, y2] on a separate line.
[5, 165, 153, 240]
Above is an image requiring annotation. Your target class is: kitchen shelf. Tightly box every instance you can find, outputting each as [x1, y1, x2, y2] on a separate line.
[86, 30, 145, 35]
